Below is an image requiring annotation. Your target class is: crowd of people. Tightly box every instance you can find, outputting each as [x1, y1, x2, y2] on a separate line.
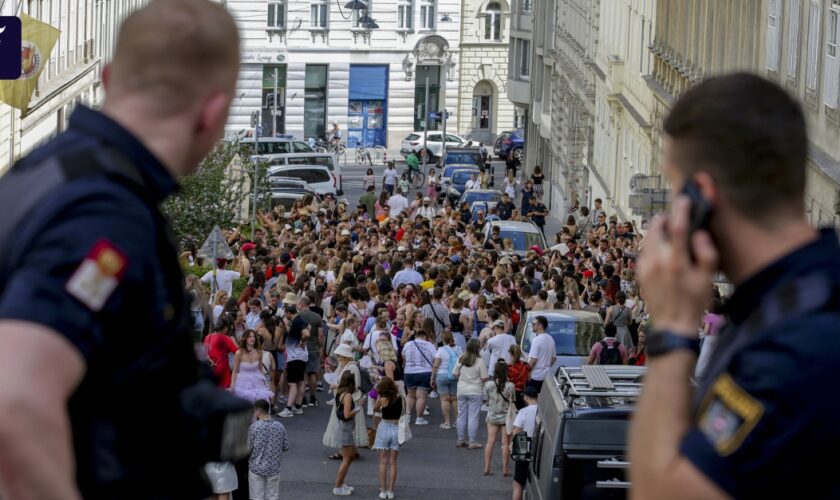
[183, 171, 726, 499]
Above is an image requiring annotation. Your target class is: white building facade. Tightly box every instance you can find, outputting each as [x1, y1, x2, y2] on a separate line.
[591, 0, 656, 223]
[226, 0, 462, 151]
[764, 0, 840, 227]
[506, 0, 532, 132]
[0, 0, 145, 173]
[455, 0, 514, 144]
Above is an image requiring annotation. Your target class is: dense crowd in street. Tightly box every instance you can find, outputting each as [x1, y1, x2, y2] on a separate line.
[183, 168, 724, 499]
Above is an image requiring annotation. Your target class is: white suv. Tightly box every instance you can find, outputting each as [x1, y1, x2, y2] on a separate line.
[400, 131, 465, 161]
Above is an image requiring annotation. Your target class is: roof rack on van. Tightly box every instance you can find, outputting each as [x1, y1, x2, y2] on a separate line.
[557, 365, 646, 400]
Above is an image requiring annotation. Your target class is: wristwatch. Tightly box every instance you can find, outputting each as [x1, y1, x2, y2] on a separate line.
[646, 330, 701, 358]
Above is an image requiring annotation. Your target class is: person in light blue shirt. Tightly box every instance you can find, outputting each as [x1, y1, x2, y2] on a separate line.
[392, 258, 423, 289]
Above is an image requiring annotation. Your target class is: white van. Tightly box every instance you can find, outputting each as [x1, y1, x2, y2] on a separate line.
[264, 153, 342, 194]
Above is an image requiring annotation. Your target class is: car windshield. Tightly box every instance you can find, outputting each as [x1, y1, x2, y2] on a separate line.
[452, 171, 475, 185]
[498, 230, 544, 251]
[445, 152, 482, 166]
[521, 316, 604, 356]
[463, 192, 501, 204]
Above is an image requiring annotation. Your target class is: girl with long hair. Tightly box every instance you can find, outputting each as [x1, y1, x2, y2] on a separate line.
[483, 359, 515, 476]
[372, 377, 403, 499]
[230, 330, 274, 404]
[454, 338, 488, 449]
[507, 344, 530, 410]
[332, 370, 360, 496]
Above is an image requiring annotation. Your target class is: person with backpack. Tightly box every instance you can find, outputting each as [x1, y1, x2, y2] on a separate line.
[587, 324, 628, 365]
[483, 359, 515, 477]
[431, 331, 463, 429]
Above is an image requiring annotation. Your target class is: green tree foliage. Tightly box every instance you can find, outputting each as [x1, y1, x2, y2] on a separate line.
[163, 141, 249, 244]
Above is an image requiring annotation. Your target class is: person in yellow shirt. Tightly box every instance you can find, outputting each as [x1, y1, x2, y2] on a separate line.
[420, 266, 439, 291]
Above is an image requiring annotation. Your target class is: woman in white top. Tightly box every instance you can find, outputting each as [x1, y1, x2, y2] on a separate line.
[211, 290, 228, 325]
[324, 344, 368, 456]
[431, 331, 463, 429]
[454, 338, 489, 448]
[401, 328, 437, 425]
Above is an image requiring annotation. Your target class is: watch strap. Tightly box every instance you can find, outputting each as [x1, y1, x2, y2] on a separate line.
[647, 330, 701, 358]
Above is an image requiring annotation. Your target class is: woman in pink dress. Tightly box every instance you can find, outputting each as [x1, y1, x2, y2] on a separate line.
[231, 329, 274, 403]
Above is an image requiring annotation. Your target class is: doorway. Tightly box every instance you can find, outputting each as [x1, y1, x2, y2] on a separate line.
[414, 65, 441, 131]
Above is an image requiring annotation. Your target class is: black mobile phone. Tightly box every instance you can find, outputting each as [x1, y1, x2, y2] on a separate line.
[679, 179, 713, 259]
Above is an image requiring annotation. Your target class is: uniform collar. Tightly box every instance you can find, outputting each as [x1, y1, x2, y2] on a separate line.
[68, 105, 177, 201]
[725, 228, 840, 325]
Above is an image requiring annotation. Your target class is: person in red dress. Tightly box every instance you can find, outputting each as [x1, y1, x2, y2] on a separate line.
[204, 314, 239, 388]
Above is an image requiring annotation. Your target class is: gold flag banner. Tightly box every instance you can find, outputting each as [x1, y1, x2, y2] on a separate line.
[0, 14, 60, 112]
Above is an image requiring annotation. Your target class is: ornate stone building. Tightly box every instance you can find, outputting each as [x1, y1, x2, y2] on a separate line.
[455, 0, 514, 144]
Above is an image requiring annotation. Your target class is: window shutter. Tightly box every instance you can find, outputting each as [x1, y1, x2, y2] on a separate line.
[767, 0, 781, 71]
[824, 9, 840, 108]
[807, 0, 821, 90]
[787, 0, 801, 78]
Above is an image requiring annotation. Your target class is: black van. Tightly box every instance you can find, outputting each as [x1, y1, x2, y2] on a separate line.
[513, 365, 646, 499]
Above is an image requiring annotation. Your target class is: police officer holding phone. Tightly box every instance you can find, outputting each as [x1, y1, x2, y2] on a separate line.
[0, 1, 243, 498]
[630, 74, 840, 498]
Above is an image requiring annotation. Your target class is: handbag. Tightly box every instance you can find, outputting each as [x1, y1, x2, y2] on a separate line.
[398, 396, 412, 444]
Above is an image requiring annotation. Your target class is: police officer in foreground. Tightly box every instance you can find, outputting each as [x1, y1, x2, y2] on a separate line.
[630, 73, 840, 498]
[0, 0, 241, 498]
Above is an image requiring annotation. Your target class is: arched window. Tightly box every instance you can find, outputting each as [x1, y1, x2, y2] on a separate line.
[485, 2, 502, 41]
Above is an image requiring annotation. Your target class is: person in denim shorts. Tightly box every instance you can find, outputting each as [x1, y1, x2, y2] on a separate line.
[372, 377, 403, 499]
[431, 331, 462, 429]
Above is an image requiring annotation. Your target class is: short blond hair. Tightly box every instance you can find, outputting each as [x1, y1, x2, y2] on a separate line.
[107, 0, 240, 114]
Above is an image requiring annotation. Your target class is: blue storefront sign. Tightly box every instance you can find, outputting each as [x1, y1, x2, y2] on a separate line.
[347, 65, 388, 148]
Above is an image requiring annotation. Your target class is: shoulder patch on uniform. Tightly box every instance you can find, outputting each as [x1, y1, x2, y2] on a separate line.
[66, 239, 128, 311]
[698, 372, 764, 456]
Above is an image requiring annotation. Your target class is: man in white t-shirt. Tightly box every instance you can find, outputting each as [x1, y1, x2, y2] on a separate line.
[512, 386, 539, 500]
[526, 315, 556, 394]
[383, 162, 399, 196]
[200, 259, 241, 297]
[388, 187, 409, 218]
[486, 320, 516, 367]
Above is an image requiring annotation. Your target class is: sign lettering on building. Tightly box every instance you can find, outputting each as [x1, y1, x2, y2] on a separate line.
[241, 53, 286, 64]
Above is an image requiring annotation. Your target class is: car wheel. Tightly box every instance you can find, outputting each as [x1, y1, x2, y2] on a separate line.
[512, 147, 524, 162]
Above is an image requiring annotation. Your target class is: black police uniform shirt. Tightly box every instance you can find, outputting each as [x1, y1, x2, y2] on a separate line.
[681, 229, 840, 498]
[0, 106, 207, 498]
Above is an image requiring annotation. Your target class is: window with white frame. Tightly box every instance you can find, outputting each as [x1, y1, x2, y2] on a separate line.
[268, 0, 286, 28]
[767, 0, 782, 71]
[311, 0, 329, 29]
[787, 0, 801, 78]
[420, 0, 435, 29]
[823, 5, 840, 109]
[397, 0, 413, 29]
[825, 7, 840, 107]
[522, 0, 532, 13]
[485, 2, 502, 41]
[519, 39, 530, 78]
[806, 0, 821, 90]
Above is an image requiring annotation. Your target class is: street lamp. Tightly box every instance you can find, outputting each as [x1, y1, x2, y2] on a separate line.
[336, 0, 379, 29]
[440, 12, 452, 22]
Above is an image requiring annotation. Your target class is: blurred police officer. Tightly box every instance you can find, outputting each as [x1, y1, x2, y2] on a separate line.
[0, 0, 240, 498]
[631, 73, 840, 498]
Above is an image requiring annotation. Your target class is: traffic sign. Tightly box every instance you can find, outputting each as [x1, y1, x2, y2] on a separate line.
[198, 226, 235, 261]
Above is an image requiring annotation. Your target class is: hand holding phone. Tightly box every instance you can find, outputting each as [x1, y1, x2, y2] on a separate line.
[679, 179, 714, 261]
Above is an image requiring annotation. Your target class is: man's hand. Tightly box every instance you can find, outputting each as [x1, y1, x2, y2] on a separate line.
[636, 196, 718, 335]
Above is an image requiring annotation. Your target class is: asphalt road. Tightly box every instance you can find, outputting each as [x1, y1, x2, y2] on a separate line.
[272, 388, 514, 499]
[338, 158, 565, 237]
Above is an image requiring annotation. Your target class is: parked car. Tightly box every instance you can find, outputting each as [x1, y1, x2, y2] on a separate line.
[440, 147, 484, 169]
[269, 179, 323, 210]
[263, 152, 342, 194]
[400, 131, 466, 162]
[514, 310, 604, 370]
[514, 364, 644, 500]
[266, 163, 337, 196]
[237, 136, 313, 156]
[481, 219, 546, 257]
[443, 167, 481, 205]
[460, 189, 503, 209]
[494, 129, 525, 161]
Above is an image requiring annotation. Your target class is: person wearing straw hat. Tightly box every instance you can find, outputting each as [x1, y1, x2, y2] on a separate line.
[324, 344, 367, 457]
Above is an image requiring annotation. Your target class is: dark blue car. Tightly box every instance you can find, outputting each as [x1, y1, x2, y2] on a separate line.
[444, 167, 480, 204]
[493, 130, 525, 161]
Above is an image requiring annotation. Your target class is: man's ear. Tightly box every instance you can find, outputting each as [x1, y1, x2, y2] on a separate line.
[197, 90, 232, 137]
[693, 171, 718, 207]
